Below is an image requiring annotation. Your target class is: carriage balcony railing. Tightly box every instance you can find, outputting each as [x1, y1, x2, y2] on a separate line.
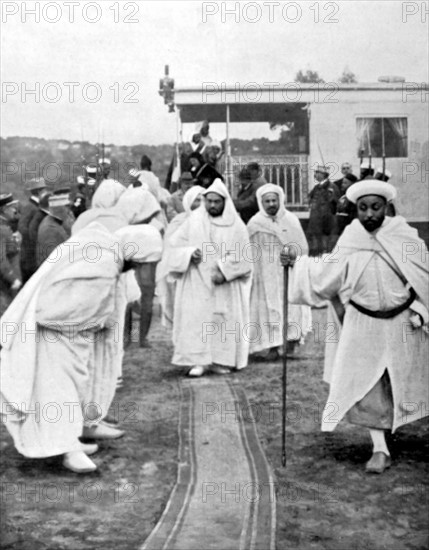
[225, 155, 309, 210]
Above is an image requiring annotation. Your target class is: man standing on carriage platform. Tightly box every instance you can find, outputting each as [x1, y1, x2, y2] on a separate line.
[281, 179, 428, 474]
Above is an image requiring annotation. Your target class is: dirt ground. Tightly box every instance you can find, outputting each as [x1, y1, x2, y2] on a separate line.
[241, 308, 429, 550]
[1, 307, 428, 550]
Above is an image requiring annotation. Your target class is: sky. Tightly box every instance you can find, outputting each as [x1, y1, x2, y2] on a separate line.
[1, 0, 428, 145]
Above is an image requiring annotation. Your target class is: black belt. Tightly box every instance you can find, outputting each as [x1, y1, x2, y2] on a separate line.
[349, 288, 416, 319]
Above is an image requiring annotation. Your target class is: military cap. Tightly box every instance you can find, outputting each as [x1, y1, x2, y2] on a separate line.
[374, 168, 392, 182]
[39, 191, 52, 214]
[48, 187, 71, 208]
[0, 193, 19, 208]
[312, 163, 330, 175]
[86, 165, 98, 175]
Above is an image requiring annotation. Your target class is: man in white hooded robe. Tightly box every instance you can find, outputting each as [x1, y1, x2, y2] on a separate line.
[247, 184, 312, 359]
[0, 224, 162, 473]
[156, 185, 205, 327]
[167, 179, 252, 376]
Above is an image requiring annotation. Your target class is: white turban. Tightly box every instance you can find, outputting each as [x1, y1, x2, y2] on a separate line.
[256, 183, 286, 218]
[115, 225, 163, 263]
[346, 179, 397, 204]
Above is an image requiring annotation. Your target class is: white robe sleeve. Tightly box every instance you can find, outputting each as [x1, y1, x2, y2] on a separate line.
[289, 254, 347, 307]
[166, 217, 198, 276]
[216, 226, 252, 282]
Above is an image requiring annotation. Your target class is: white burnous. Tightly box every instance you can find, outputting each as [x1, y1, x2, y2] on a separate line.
[166, 179, 252, 377]
[281, 179, 429, 474]
[0, 223, 162, 473]
[247, 183, 312, 359]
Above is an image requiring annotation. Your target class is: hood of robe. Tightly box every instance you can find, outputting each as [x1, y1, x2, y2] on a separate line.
[183, 185, 205, 215]
[248, 183, 308, 252]
[92, 179, 126, 208]
[202, 178, 239, 227]
[115, 187, 161, 224]
[256, 183, 287, 219]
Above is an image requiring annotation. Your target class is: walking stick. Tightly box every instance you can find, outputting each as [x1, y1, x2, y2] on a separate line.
[282, 256, 290, 468]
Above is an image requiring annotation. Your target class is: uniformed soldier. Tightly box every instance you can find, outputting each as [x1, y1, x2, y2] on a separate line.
[0, 194, 22, 316]
[28, 191, 52, 256]
[70, 176, 87, 219]
[85, 164, 102, 207]
[18, 177, 46, 283]
[335, 176, 358, 235]
[99, 157, 111, 179]
[307, 164, 341, 254]
[36, 189, 72, 268]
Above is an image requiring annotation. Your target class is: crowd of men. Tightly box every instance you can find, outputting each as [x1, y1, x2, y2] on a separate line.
[1, 129, 428, 476]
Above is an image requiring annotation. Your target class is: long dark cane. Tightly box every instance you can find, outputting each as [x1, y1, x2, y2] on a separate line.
[282, 260, 289, 467]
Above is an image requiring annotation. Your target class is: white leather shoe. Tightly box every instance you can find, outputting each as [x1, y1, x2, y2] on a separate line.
[80, 443, 99, 456]
[187, 365, 206, 377]
[82, 424, 125, 440]
[63, 451, 97, 473]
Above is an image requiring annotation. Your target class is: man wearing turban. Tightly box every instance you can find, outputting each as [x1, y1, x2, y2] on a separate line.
[281, 180, 428, 473]
[247, 184, 312, 359]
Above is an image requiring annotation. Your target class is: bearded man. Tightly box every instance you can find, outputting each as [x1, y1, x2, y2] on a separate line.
[167, 179, 252, 377]
[248, 184, 312, 359]
[281, 179, 428, 474]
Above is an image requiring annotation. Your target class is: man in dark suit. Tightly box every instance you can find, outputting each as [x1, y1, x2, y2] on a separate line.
[18, 177, 46, 283]
[36, 189, 71, 268]
[246, 162, 267, 187]
[233, 167, 265, 224]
